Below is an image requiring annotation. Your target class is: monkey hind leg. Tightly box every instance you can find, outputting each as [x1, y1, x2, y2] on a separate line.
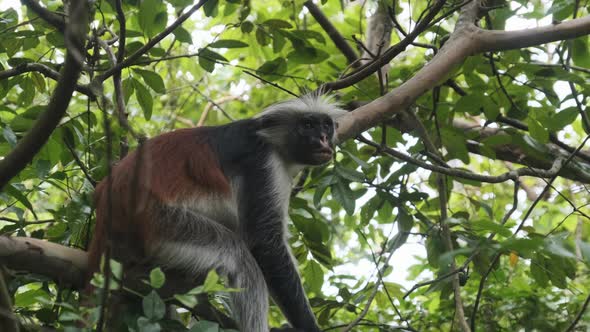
[152, 213, 269, 332]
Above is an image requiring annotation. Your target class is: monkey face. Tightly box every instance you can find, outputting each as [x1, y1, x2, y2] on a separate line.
[291, 113, 335, 165]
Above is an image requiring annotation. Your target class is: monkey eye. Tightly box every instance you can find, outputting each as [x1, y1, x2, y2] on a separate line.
[303, 120, 314, 129]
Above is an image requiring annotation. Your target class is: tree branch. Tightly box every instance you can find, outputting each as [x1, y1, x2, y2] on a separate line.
[336, 2, 590, 143]
[0, 63, 94, 97]
[304, 1, 358, 65]
[357, 136, 569, 183]
[321, 0, 446, 92]
[565, 292, 590, 332]
[0, 237, 87, 288]
[477, 15, 590, 52]
[0, 268, 18, 332]
[0, 0, 90, 190]
[97, 0, 208, 81]
[20, 0, 65, 32]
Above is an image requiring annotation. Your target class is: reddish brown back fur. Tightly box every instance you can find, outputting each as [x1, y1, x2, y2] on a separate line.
[87, 128, 230, 282]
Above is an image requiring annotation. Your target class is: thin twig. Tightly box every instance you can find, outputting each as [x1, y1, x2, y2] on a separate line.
[320, 0, 447, 92]
[98, 0, 209, 81]
[20, 0, 65, 32]
[565, 292, 590, 331]
[357, 136, 566, 183]
[470, 137, 589, 327]
[243, 71, 298, 97]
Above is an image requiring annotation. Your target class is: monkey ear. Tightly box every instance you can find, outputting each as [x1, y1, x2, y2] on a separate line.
[256, 114, 281, 130]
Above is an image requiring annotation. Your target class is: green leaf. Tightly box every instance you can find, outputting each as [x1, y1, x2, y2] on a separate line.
[256, 57, 287, 82]
[142, 291, 165, 321]
[546, 257, 568, 289]
[133, 69, 166, 94]
[149, 267, 165, 289]
[341, 149, 370, 170]
[110, 259, 123, 280]
[255, 27, 269, 46]
[167, 0, 193, 8]
[334, 165, 365, 182]
[526, 117, 548, 143]
[454, 94, 483, 114]
[290, 30, 326, 44]
[202, 270, 220, 292]
[3, 125, 17, 147]
[304, 260, 324, 293]
[208, 39, 248, 48]
[262, 19, 293, 29]
[500, 237, 544, 254]
[546, 0, 572, 21]
[331, 180, 355, 215]
[137, 316, 161, 332]
[35, 159, 51, 178]
[122, 77, 135, 104]
[481, 134, 511, 147]
[571, 36, 590, 67]
[360, 195, 381, 225]
[470, 219, 512, 237]
[287, 46, 330, 64]
[272, 33, 286, 53]
[576, 240, 590, 265]
[307, 241, 333, 268]
[5, 184, 34, 211]
[134, 79, 153, 120]
[549, 107, 578, 131]
[30, 72, 46, 92]
[138, 0, 167, 38]
[241, 21, 254, 33]
[199, 55, 215, 72]
[530, 254, 549, 287]
[203, 0, 219, 17]
[189, 320, 219, 332]
[198, 48, 228, 73]
[440, 127, 469, 163]
[18, 76, 35, 106]
[291, 214, 326, 243]
[174, 294, 198, 308]
[173, 26, 192, 44]
[544, 239, 576, 259]
[14, 288, 49, 307]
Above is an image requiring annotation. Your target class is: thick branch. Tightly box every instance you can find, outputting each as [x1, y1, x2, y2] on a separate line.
[0, 63, 94, 97]
[21, 0, 65, 32]
[336, 2, 590, 142]
[0, 1, 89, 190]
[477, 15, 590, 52]
[0, 237, 87, 288]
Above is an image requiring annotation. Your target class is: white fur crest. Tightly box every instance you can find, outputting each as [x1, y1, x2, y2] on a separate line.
[257, 93, 347, 119]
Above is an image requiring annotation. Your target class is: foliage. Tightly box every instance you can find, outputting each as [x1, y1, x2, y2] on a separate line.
[0, 0, 590, 331]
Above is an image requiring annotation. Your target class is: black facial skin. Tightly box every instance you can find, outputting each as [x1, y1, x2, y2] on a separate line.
[290, 113, 335, 165]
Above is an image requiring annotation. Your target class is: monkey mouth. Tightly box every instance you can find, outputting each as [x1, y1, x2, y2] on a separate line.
[312, 148, 333, 161]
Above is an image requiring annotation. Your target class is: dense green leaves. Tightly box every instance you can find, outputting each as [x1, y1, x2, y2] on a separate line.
[1, 0, 589, 331]
[138, 0, 168, 38]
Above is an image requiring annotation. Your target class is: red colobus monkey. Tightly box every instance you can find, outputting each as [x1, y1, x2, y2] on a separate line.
[88, 95, 345, 332]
